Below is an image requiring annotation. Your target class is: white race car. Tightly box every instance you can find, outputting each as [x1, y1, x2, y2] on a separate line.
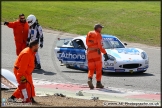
[54, 34, 149, 73]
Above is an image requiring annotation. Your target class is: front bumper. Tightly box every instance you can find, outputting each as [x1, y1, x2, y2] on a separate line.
[103, 59, 149, 72]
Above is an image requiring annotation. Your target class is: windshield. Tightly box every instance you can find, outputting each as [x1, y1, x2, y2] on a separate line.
[102, 37, 125, 49]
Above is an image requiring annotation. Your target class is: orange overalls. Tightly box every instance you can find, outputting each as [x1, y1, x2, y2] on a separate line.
[12, 47, 36, 99]
[7, 20, 29, 56]
[86, 30, 106, 81]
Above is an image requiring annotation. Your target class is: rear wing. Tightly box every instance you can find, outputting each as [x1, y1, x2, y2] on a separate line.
[56, 38, 73, 48]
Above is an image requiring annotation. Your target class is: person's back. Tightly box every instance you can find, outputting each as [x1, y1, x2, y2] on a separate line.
[86, 31, 98, 48]
[14, 47, 35, 75]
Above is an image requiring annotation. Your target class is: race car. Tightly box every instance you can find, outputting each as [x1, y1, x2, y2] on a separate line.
[54, 34, 149, 73]
[1, 68, 18, 89]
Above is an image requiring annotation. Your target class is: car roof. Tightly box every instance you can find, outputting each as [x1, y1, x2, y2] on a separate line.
[81, 34, 117, 39]
[101, 34, 117, 38]
[72, 34, 118, 41]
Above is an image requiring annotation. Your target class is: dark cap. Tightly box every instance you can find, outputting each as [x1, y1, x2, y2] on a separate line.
[94, 24, 104, 30]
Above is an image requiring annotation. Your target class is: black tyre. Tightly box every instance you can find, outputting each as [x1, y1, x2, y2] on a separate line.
[66, 64, 71, 68]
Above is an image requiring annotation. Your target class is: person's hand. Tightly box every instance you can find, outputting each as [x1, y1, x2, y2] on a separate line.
[4, 22, 9, 25]
[20, 76, 26, 83]
[40, 44, 43, 48]
[104, 53, 109, 61]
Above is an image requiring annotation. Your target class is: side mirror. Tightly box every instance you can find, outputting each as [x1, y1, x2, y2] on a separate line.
[124, 43, 127, 46]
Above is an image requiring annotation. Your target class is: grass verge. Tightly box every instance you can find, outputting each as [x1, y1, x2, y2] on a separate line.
[2, 1, 160, 46]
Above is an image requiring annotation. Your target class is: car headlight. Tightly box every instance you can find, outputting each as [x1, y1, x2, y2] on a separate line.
[141, 52, 147, 59]
[108, 54, 116, 61]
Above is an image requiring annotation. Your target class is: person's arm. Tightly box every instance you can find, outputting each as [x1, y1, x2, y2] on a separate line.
[26, 29, 31, 46]
[38, 26, 44, 48]
[7, 21, 16, 28]
[16, 53, 30, 78]
[97, 34, 106, 54]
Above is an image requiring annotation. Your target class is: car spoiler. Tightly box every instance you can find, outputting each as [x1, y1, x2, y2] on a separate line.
[57, 38, 73, 40]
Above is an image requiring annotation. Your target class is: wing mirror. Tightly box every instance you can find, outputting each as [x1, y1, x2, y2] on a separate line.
[124, 43, 127, 46]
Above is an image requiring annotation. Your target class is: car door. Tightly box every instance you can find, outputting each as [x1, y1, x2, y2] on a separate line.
[54, 38, 73, 64]
[63, 39, 86, 67]
[54, 38, 86, 67]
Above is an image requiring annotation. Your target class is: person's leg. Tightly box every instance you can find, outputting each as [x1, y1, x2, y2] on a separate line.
[22, 42, 27, 50]
[15, 42, 22, 56]
[9, 68, 23, 102]
[87, 52, 96, 89]
[35, 52, 41, 69]
[26, 75, 36, 103]
[95, 56, 104, 88]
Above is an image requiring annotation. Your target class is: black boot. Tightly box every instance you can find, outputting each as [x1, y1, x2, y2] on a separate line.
[31, 97, 37, 103]
[96, 81, 104, 88]
[87, 78, 94, 89]
[8, 95, 16, 102]
[35, 64, 41, 69]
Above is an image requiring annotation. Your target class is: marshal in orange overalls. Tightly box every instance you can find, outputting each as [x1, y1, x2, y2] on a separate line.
[7, 20, 29, 56]
[86, 30, 107, 81]
[12, 47, 36, 99]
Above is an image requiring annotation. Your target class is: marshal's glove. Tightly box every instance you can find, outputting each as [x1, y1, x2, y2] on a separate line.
[4, 22, 9, 25]
[20, 76, 27, 83]
[40, 44, 43, 48]
[104, 53, 109, 61]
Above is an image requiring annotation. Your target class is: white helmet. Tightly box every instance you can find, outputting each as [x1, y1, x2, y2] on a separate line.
[27, 14, 36, 26]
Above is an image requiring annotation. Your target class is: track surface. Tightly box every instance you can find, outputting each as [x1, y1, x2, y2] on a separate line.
[1, 25, 161, 93]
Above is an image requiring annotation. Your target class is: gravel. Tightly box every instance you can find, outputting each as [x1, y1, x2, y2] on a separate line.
[1, 89, 107, 107]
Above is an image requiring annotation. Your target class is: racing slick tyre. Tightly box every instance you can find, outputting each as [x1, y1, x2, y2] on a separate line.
[139, 70, 146, 73]
[66, 64, 71, 68]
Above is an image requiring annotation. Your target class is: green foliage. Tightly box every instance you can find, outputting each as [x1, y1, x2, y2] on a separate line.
[2, 1, 160, 46]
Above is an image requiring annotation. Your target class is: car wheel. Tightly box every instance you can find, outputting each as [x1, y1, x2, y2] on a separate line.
[139, 70, 146, 73]
[66, 64, 71, 68]
[102, 70, 104, 75]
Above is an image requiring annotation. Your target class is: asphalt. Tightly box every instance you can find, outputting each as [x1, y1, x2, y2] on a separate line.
[1, 25, 161, 106]
[33, 78, 160, 106]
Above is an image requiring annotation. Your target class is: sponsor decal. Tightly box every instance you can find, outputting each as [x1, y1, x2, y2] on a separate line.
[104, 67, 114, 70]
[137, 68, 144, 71]
[116, 48, 140, 55]
[61, 52, 85, 59]
[58, 48, 86, 62]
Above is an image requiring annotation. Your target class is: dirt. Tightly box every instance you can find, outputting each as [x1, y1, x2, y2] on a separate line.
[1, 89, 109, 107]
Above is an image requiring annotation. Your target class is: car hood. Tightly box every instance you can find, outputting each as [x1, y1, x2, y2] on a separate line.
[105, 48, 143, 60]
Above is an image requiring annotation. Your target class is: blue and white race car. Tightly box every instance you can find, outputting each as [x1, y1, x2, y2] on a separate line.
[54, 34, 149, 73]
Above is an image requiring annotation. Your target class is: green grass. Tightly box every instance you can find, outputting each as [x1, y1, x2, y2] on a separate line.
[2, 1, 160, 46]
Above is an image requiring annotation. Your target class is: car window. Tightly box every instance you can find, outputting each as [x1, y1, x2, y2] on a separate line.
[102, 37, 125, 49]
[56, 38, 73, 47]
[72, 39, 86, 49]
